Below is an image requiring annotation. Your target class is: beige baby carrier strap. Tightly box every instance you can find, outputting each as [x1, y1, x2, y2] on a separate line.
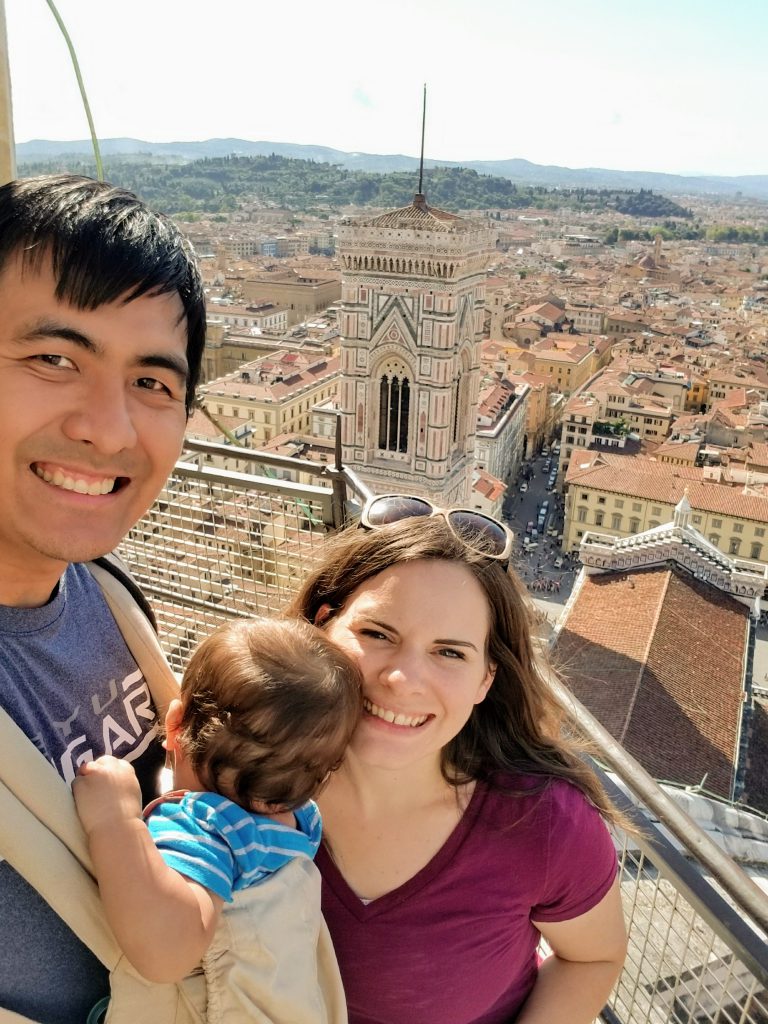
[0, 563, 348, 1024]
[0, 561, 185, 1024]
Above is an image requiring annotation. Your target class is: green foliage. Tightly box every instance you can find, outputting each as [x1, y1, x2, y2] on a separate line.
[706, 225, 768, 244]
[16, 153, 698, 219]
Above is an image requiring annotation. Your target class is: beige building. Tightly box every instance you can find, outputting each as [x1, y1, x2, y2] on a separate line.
[507, 369, 560, 454]
[529, 337, 603, 396]
[558, 368, 681, 479]
[243, 271, 340, 327]
[563, 450, 768, 566]
[199, 351, 340, 446]
[706, 368, 768, 409]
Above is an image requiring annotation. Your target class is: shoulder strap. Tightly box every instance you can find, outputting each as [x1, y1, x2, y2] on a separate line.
[0, 729, 121, 971]
[0, 562, 181, 974]
[91, 553, 157, 632]
[86, 560, 180, 718]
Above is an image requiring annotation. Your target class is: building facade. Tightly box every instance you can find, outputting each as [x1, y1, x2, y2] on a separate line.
[336, 194, 496, 503]
[563, 451, 768, 567]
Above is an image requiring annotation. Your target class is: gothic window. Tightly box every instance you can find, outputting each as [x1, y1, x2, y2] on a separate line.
[378, 373, 410, 453]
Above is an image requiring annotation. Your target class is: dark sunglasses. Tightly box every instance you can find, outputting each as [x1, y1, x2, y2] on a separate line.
[360, 494, 514, 564]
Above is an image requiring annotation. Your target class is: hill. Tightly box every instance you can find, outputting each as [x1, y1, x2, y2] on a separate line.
[15, 153, 694, 219]
[16, 137, 768, 199]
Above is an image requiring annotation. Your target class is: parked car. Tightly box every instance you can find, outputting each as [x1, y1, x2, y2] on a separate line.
[553, 556, 564, 569]
[526, 520, 535, 534]
[520, 481, 528, 493]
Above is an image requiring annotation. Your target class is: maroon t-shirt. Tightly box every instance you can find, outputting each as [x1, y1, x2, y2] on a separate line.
[317, 774, 618, 1024]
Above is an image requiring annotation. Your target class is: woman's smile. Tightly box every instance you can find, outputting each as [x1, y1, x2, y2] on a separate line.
[362, 697, 432, 729]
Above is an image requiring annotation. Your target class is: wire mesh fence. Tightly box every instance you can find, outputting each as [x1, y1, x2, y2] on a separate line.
[119, 460, 336, 675]
[607, 832, 767, 1024]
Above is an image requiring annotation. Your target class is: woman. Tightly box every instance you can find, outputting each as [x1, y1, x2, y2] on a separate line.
[287, 497, 627, 1024]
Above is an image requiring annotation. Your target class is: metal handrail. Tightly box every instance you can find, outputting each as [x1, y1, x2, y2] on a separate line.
[548, 674, 768, 937]
[596, 767, 768, 987]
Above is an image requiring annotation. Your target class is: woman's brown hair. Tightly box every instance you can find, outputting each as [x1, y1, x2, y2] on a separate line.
[177, 617, 362, 811]
[286, 517, 621, 825]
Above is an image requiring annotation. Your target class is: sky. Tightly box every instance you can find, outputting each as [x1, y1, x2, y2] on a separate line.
[6, 0, 768, 178]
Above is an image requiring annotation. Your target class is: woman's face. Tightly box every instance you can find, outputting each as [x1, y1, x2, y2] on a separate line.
[322, 559, 495, 773]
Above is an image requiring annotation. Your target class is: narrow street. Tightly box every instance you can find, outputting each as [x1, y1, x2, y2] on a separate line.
[502, 447, 577, 629]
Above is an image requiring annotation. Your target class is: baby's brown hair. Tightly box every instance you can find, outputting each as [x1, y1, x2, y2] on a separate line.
[176, 617, 362, 811]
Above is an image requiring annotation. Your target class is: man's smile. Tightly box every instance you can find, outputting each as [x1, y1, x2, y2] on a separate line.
[32, 462, 128, 496]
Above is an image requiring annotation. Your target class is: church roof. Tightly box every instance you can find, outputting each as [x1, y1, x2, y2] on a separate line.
[364, 193, 468, 231]
[555, 564, 748, 799]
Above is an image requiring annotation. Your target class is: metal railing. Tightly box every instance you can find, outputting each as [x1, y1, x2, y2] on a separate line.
[119, 441, 768, 1023]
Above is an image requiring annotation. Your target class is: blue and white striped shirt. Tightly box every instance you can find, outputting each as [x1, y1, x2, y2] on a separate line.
[145, 791, 322, 902]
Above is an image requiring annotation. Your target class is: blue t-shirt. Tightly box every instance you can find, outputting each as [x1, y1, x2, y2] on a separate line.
[146, 792, 322, 899]
[0, 563, 164, 1024]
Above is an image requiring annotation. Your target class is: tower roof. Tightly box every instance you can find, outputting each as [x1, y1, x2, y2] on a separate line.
[363, 193, 469, 232]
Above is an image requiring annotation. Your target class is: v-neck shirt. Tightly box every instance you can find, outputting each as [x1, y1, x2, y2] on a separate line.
[316, 773, 617, 1024]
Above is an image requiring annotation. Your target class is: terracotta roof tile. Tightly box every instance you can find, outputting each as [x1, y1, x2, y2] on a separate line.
[556, 566, 748, 797]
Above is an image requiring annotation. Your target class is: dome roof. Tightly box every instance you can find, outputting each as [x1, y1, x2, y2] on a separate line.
[364, 193, 468, 232]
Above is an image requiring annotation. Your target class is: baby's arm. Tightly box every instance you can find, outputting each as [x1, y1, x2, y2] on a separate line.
[72, 755, 223, 983]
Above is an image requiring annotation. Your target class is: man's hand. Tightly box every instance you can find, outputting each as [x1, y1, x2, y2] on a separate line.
[72, 755, 143, 837]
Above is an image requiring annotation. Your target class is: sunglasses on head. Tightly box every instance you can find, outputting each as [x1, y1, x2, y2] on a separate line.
[360, 494, 514, 565]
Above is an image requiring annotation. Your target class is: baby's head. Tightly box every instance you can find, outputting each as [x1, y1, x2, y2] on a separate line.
[170, 617, 362, 811]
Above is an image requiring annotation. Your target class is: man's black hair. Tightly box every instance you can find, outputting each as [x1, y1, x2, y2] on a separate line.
[0, 174, 206, 414]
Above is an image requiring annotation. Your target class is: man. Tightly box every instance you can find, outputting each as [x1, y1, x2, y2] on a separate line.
[0, 174, 206, 1023]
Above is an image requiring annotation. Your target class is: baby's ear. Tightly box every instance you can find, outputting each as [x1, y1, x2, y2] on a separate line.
[162, 698, 184, 751]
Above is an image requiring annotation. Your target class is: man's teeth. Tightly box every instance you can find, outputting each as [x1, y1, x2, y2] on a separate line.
[363, 698, 428, 728]
[35, 466, 115, 495]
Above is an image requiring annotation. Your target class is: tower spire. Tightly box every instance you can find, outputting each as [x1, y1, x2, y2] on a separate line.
[415, 83, 427, 210]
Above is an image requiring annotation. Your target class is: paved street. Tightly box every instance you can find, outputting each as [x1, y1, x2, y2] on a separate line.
[502, 448, 577, 628]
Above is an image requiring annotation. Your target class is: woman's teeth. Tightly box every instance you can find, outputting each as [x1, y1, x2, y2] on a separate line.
[363, 698, 428, 728]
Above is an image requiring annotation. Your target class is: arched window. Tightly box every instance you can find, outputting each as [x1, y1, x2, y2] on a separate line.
[378, 374, 410, 453]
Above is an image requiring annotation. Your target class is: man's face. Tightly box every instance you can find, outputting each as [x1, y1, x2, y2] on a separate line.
[0, 254, 189, 597]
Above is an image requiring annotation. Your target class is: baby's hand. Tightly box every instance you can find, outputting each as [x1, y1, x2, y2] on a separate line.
[72, 755, 143, 837]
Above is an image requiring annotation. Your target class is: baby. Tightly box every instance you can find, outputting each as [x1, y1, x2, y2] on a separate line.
[73, 616, 362, 1024]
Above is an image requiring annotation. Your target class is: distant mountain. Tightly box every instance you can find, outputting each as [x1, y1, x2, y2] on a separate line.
[16, 137, 768, 199]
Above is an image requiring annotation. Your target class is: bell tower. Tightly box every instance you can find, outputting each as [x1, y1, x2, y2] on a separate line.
[336, 197, 495, 503]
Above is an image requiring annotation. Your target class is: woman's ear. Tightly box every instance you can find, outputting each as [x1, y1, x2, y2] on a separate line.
[475, 662, 496, 705]
[314, 603, 335, 627]
[162, 698, 185, 752]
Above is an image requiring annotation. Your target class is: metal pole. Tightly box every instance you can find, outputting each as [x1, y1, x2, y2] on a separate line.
[0, 0, 16, 185]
